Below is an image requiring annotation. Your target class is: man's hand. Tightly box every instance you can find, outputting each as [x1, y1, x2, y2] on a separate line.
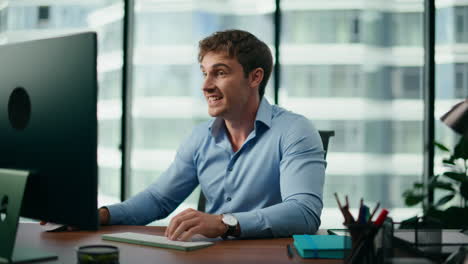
[99, 207, 110, 225]
[165, 208, 227, 241]
[39, 221, 78, 231]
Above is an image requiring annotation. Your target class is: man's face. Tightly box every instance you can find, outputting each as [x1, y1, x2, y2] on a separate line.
[200, 52, 252, 119]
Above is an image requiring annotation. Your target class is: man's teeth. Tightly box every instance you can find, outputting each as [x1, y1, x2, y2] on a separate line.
[209, 96, 221, 101]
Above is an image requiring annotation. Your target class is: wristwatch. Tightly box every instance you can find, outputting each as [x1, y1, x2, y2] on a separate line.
[221, 213, 239, 239]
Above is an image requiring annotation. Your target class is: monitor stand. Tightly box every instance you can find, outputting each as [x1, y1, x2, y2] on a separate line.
[10, 247, 57, 263]
[0, 169, 58, 263]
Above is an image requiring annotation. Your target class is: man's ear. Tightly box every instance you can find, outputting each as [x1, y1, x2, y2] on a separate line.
[249, 68, 264, 89]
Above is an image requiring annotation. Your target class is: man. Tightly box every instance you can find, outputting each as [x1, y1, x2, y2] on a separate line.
[100, 29, 326, 240]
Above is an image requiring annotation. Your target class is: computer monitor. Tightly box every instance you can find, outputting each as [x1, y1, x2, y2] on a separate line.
[0, 32, 99, 230]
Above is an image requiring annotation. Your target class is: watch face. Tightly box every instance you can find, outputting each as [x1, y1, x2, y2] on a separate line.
[222, 214, 238, 226]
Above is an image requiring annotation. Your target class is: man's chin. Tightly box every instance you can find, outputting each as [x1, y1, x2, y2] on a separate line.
[207, 111, 219, 117]
[207, 108, 224, 118]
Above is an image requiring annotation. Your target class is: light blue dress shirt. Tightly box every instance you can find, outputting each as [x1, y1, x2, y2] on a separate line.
[107, 98, 326, 238]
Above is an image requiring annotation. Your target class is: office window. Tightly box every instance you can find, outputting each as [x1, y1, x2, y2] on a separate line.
[392, 12, 423, 46]
[435, 6, 468, 141]
[436, 54, 468, 172]
[3, 0, 446, 229]
[0, 0, 124, 206]
[436, 8, 454, 45]
[393, 121, 423, 154]
[455, 63, 468, 98]
[133, 65, 194, 97]
[455, 6, 468, 43]
[283, 65, 362, 98]
[330, 65, 363, 97]
[362, 11, 386, 46]
[0, 6, 6, 34]
[131, 0, 275, 226]
[282, 9, 361, 44]
[321, 120, 365, 153]
[37, 6, 50, 23]
[352, 15, 360, 43]
[133, 118, 197, 149]
[391, 66, 423, 99]
[280, 0, 424, 226]
[435, 4, 468, 208]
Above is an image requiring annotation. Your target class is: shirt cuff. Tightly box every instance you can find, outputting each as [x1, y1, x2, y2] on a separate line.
[232, 211, 269, 238]
[105, 204, 128, 225]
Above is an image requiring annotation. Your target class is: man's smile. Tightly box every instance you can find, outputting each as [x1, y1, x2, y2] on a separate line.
[207, 95, 224, 106]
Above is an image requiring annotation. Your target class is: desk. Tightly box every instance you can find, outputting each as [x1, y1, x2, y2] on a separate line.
[15, 223, 341, 264]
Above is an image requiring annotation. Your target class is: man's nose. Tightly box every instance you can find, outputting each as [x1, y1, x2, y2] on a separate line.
[202, 76, 215, 91]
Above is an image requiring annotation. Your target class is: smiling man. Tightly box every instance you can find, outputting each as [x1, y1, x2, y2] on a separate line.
[101, 30, 326, 240]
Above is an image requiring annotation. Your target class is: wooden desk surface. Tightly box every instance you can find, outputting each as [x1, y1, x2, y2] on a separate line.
[15, 223, 342, 264]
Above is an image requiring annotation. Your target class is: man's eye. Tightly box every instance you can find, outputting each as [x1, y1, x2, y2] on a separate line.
[201, 72, 207, 77]
[216, 71, 225, 77]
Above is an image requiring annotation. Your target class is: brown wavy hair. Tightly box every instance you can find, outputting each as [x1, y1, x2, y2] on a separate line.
[198, 29, 273, 99]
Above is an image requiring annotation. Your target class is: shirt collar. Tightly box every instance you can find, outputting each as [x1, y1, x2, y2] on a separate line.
[208, 97, 273, 137]
[255, 97, 272, 129]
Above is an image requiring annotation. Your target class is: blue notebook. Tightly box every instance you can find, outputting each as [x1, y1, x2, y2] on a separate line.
[293, 235, 351, 259]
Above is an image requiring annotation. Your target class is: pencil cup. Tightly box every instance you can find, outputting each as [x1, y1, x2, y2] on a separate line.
[77, 245, 119, 264]
[344, 223, 377, 264]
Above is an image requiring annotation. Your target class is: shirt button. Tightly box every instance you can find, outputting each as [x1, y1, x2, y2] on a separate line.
[227, 167, 233, 172]
[226, 197, 232, 202]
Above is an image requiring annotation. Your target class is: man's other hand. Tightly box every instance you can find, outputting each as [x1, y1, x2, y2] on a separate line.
[99, 207, 110, 225]
[39, 221, 78, 231]
[165, 208, 227, 241]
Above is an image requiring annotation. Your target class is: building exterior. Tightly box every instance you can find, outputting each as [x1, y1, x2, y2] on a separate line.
[1, 0, 466, 227]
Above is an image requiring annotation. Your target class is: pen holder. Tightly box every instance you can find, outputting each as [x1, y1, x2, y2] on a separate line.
[344, 223, 378, 264]
[344, 217, 394, 264]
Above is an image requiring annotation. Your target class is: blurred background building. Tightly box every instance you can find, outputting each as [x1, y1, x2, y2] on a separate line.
[1, 0, 466, 227]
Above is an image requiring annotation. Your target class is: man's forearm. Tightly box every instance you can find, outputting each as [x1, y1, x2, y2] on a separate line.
[232, 194, 322, 238]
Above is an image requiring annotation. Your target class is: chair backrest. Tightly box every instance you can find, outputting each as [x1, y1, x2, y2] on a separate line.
[318, 130, 335, 160]
[197, 130, 335, 212]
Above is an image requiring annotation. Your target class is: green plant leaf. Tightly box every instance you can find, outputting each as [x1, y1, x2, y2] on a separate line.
[435, 141, 450, 152]
[399, 216, 420, 228]
[402, 190, 413, 198]
[461, 181, 468, 200]
[430, 181, 455, 191]
[404, 193, 425, 206]
[443, 172, 467, 182]
[453, 136, 468, 160]
[413, 182, 424, 189]
[442, 158, 456, 165]
[434, 194, 455, 207]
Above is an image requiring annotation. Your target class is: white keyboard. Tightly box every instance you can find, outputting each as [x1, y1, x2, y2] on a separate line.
[102, 232, 214, 251]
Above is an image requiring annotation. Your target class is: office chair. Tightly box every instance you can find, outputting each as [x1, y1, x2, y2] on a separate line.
[196, 130, 335, 212]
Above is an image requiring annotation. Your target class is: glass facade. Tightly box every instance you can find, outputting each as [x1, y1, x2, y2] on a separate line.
[434, 4, 468, 207]
[3, 0, 465, 229]
[280, 0, 425, 226]
[0, 0, 123, 206]
[130, 0, 274, 225]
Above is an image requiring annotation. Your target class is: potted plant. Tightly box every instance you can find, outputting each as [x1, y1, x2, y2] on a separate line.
[402, 136, 468, 228]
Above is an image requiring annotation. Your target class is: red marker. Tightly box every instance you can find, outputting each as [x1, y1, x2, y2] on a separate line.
[373, 208, 389, 227]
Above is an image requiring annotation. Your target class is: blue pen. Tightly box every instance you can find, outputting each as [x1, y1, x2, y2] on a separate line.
[358, 205, 369, 224]
[364, 206, 370, 221]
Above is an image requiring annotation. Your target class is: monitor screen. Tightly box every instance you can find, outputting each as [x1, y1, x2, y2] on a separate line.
[0, 32, 99, 230]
